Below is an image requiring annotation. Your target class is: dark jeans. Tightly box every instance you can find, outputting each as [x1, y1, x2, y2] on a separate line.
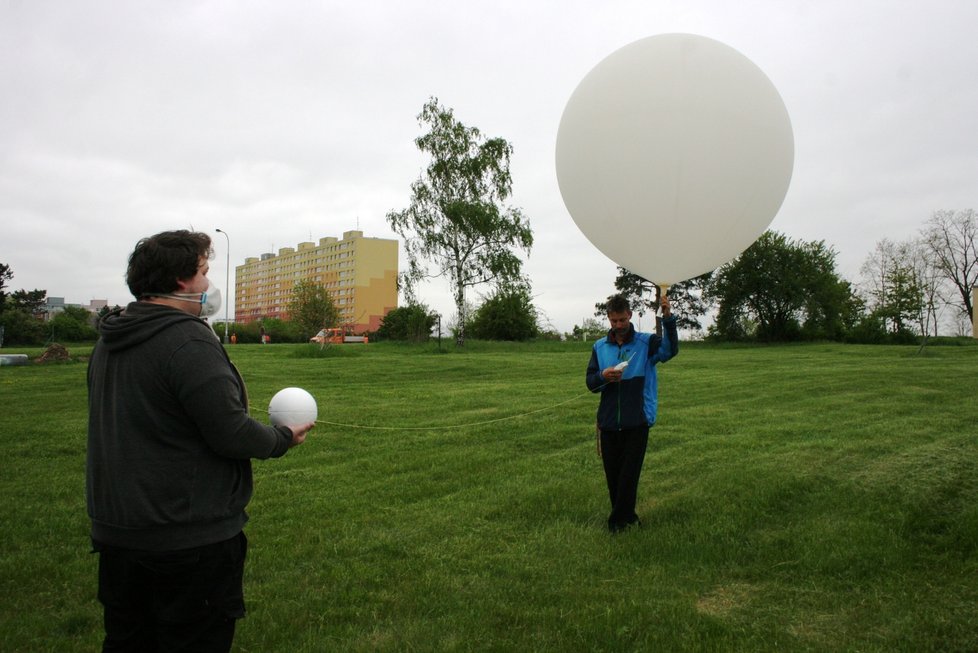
[600, 425, 650, 532]
[96, 532, 247, 653]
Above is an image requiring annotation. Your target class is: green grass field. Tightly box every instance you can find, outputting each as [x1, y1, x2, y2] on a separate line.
[1, 340, 977, 652]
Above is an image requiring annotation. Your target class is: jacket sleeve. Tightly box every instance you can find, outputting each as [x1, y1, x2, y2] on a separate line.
[651, 316, 679, 364]
[169, 332, 292, 460]
[586, 346, 605, 392]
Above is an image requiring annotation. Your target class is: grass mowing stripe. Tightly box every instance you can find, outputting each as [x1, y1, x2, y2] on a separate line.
[1, 341, 977, 651]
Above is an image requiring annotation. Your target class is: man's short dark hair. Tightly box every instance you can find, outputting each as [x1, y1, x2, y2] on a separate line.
[606, 294, 630, 314]
[126, 230, 213, 299]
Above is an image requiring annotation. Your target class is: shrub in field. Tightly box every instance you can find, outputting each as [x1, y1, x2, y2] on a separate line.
[49, 306, 98, 342]
[373, 304, 435, 342]
[0, 308, 46, 345]
[232, 318, 304, 344]
[469, 284, 539, 341]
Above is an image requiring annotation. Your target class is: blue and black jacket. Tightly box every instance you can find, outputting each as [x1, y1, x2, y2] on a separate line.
[586, 316, 679, 431]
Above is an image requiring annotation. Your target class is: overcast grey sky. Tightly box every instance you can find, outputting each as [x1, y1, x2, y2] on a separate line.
[2, 0, 976, 333]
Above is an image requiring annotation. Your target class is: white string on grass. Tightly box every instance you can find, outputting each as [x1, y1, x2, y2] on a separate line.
[253, 388, 598, 431]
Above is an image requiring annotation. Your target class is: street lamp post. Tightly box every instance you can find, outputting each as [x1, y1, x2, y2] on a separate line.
[215, 228, 231, 343]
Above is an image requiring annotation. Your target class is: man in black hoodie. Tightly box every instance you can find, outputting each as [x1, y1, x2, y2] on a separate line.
[87, 230, 314, 652]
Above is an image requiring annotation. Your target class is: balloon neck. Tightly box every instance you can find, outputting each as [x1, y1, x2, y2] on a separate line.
[656, 283, 671, 318]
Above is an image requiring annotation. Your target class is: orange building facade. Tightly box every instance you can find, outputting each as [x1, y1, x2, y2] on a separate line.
[234, 230, 398, 334]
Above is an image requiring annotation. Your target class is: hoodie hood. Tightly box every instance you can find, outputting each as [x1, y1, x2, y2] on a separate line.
[98, 301, 205, 353]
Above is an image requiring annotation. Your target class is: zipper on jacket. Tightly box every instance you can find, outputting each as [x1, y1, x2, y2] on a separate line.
[616, 345, 626, 429]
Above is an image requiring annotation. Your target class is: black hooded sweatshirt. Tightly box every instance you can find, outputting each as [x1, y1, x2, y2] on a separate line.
[86, 301, 293, 551]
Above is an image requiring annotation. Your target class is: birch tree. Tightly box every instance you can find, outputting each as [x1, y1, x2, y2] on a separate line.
[387, 98, 532, 346]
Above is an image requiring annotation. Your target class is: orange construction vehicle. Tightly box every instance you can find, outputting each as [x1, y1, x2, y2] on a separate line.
[310, 328, 368, 345]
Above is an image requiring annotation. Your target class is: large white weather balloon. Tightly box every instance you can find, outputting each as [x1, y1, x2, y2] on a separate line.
[555, 33, 794, 285]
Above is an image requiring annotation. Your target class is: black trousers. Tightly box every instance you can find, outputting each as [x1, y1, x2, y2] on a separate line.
[600, 425, 650, 532]
[96, 532, 247, 653]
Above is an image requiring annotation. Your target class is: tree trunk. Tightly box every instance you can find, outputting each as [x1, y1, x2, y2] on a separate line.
[454, 285, 466, 347]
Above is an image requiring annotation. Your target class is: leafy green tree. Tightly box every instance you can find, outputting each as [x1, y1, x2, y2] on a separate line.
[0, 286, 48, 345]
[570, 318, 607, 341]
[387, 97, 533, 346]
[807, 278, 865, 340]
[287, 280, 339, 340]
[469, 283, 539, 341]
[900, 237, 943, 337]
[374, 304, 436, 342]
[0, 307, 45, 345]
[237, 318, 304, 344]
[50, 306, 98, 341]
[800, 260, 864, 341]
[595, 268, 712, 334]
[9, 289, 47, 318]
[233, 321, 262, 344]
[707, 231, 856, 342]
[846, 312, 888, 344]
[860, 239, 925, 337]
[873, 266, 921, 337]
[0, 263, 13, 311]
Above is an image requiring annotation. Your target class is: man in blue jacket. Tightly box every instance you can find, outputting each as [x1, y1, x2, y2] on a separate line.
[586, 293, 678, 533]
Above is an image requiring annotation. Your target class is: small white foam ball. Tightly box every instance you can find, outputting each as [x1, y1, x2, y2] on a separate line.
[268, 387, 318, 427]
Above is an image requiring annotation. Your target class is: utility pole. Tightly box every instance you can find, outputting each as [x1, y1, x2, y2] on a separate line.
[215, 229, 231, 343]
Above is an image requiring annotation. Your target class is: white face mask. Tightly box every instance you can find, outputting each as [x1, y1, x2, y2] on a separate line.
[198, 284, 222, 319]
[161, 282, 222, 319]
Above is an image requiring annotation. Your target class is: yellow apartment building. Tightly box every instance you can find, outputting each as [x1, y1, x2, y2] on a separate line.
[234, 230, 398, 334]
